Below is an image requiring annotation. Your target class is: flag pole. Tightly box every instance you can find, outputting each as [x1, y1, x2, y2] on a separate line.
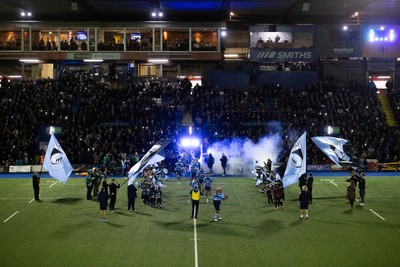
[119, 177, 130, 187]
[38, 149, 46, 179]
[38, 163, 44, 179]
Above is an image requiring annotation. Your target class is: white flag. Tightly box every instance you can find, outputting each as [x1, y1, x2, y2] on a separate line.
[283, 132, 307, 188]
[127, 138, 172, 185]
[43, 134, 73, 183]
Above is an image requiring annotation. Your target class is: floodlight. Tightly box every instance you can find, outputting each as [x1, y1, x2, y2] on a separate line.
[327, 126, 333, 135]
[84, 59, 104, 62]
[19, 59, 39, 63]
[148, 59, 169, 63]
[180, 137, 200, 148]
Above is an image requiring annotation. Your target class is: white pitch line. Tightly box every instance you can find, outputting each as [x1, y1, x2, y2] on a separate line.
[29, 198, 35, 203]
[328, 179, 338, 186]
[0, 197, 62, 200]
[3, 211, 19, 223]
[0, 198, 34, 200]
[369, 209, 386, 221]
[193, 208, 199, 267]
[49, 181, 58, 188]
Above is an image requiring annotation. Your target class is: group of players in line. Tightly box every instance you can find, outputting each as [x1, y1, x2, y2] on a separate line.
[91, 153, 368, 222]
[86, 152, 227, 222]
[253, 159, 314, 219]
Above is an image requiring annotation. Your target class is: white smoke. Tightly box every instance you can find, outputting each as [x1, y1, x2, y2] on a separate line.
[204, 133, 283, 176]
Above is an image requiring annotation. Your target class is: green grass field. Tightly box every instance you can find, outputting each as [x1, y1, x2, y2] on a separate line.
[1, 175, 399, 267]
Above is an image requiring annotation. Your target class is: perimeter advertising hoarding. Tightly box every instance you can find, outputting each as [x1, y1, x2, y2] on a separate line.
[249, 25, 317, 62]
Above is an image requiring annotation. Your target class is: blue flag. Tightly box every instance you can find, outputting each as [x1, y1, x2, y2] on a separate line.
[283, 132, 307, 188]
[43, 134, 73, 183]
[311, 136, 364, 169]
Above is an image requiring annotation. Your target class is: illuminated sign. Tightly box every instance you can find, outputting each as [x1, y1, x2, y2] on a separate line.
[250, 49, 315, 61]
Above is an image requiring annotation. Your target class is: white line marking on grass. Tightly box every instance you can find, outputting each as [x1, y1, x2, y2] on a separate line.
[29, 198, 35, 203]
[0, 197, 62, 200]
[369, 209, 386, 221]
[193, 208, 199, 267]
[0, 198, 33, 200]
[328, 179, 338, 186]
[49, 181, 58, 188]
[3, 211, 19, 223]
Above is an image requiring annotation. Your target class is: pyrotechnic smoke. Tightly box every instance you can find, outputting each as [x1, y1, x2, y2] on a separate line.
[205, 132, 283, 176]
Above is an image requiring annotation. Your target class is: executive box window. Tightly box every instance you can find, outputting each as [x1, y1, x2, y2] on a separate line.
[0, 28, 21, 51]
[30, 29, 89, 51]
[126, 28, 152, 51]
[59, 29, 89, 51]
[163, 28, 189, 51]
[191, 28, 218, 51]
[31, 29, 58, 51]
[249, 25, 315, 50]
[97, 28, 124, 51]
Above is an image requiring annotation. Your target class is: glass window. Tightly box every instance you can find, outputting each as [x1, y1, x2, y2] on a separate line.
[154, 28, 161, 51]
[88, 28, 95, 51]
[191, 28, 218, 51]
[126, 28, 152, 51]
[138, 64, 159, 77]
[0, 28, 22, 51]
[163, 28, 189, 51]
[31, 28, 58, 51]
[97, 28, 124, 51]
[250, 31, 314, 49]
[23, 29, 29, 51]
[60, 29, 89, 51]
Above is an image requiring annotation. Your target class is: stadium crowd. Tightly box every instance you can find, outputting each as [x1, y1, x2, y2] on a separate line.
[1, 73, 400, 171]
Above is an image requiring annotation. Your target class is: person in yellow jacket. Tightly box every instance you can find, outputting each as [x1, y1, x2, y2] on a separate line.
[191, 185, 201, 219]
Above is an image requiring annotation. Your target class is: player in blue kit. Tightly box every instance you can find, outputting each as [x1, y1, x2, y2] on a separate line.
[175, 159, 184, 181]
[213, 187, 228, 222]
[203, 173, 213, 203]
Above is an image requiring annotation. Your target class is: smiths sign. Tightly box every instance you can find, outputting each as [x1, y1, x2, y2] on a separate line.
[250, 49, 316, 62]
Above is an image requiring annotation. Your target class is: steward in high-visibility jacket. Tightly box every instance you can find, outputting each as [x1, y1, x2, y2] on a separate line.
[191, 185, 201, 219]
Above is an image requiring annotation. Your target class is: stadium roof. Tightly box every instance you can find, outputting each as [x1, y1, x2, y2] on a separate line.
[0, 0, 399, 25]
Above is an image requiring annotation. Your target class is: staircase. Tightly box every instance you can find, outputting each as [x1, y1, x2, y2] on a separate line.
[180, 113, 194, 127]
[377, 93, 398, 126]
